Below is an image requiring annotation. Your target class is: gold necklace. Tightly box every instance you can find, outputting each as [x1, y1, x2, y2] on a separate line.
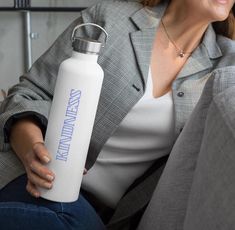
[161, 19, 192, 58]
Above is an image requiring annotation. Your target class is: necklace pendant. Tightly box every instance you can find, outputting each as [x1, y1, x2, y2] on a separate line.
[179, 50, 185, 58]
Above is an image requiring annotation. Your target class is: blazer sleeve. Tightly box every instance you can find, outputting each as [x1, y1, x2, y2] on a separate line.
[0, 3, 100, 152]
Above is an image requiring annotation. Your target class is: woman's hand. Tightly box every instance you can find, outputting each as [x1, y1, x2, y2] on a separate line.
[25, 142, 55, 198]
[10, 118, 55, 198]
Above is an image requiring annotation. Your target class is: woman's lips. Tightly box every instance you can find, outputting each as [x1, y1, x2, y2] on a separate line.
[215, 0, 228, 4]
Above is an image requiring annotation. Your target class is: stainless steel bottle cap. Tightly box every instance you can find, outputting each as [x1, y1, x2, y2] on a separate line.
[71, 23, 108, 55]
[72, 37, 102, 54]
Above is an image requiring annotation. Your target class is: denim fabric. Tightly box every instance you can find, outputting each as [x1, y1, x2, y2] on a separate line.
[0, 174, 106, 230]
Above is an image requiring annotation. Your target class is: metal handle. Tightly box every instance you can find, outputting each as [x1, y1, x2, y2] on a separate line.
[71, 23, 108, 47]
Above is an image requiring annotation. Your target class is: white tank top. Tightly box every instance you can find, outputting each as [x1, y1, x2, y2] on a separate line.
[82, 70, 175, 208]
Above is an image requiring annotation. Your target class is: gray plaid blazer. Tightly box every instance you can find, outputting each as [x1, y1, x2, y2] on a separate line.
[138, 67, 235, 230]
[0, 0, 235, 229]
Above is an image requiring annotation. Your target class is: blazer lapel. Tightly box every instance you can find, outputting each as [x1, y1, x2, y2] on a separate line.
[129, 2, 168, 89]
[130, 29, 157, 90]
[177, 25, 222, 79]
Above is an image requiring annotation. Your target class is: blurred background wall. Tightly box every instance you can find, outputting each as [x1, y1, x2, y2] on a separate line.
[0, 0, 102, 101]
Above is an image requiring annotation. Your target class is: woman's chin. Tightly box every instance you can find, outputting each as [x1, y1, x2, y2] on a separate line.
[214, 13, 231, 21]
[210, 8, 231, 21]
[210, 0, 234, 20]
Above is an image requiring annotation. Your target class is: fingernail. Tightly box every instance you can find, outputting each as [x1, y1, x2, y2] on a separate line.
[46, 174, 54, 181]
[43, 156, 50, 163]
[83, 168, 88, 175]
[44, 182, 52, 189]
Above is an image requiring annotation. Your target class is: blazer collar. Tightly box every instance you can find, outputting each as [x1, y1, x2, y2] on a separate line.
[177, 24, 222, 79]
[130, 1, 168, 30]
[129, 1, 168, 90]
[129, 1, 223, 82]
[202, 24, 222, 59]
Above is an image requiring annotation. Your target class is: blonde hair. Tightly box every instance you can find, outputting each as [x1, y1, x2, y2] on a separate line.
[141, 0, 235, 39]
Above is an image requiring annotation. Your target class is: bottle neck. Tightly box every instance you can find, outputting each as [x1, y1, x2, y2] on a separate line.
[72, 51, 98, 62]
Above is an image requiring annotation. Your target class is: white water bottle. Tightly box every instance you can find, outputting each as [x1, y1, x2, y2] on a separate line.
[39, 23, 108, 202]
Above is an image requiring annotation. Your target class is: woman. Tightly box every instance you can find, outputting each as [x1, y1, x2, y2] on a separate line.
[0, 0, 234, 229]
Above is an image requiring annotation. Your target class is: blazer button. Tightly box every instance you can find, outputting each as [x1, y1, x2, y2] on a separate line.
[177, 92, 184, 97]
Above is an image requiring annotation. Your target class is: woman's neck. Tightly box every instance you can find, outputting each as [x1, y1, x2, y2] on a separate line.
[162, 1, 211, 54]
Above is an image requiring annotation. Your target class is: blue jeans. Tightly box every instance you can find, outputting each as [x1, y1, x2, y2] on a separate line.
[0, 174, 106, 230]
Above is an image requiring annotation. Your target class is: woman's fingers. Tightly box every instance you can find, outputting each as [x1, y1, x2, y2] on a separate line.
[25, 157, 54, 197]
[27, 171, 53, 190]
[29, 160, 54, 182]
[26, 180, 40, 198]
[32, 142, 51, 164]
[22, 142, 56, 197]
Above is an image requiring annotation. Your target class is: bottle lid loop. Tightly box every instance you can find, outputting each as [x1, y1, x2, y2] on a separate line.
[71, 23, 108, 48]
